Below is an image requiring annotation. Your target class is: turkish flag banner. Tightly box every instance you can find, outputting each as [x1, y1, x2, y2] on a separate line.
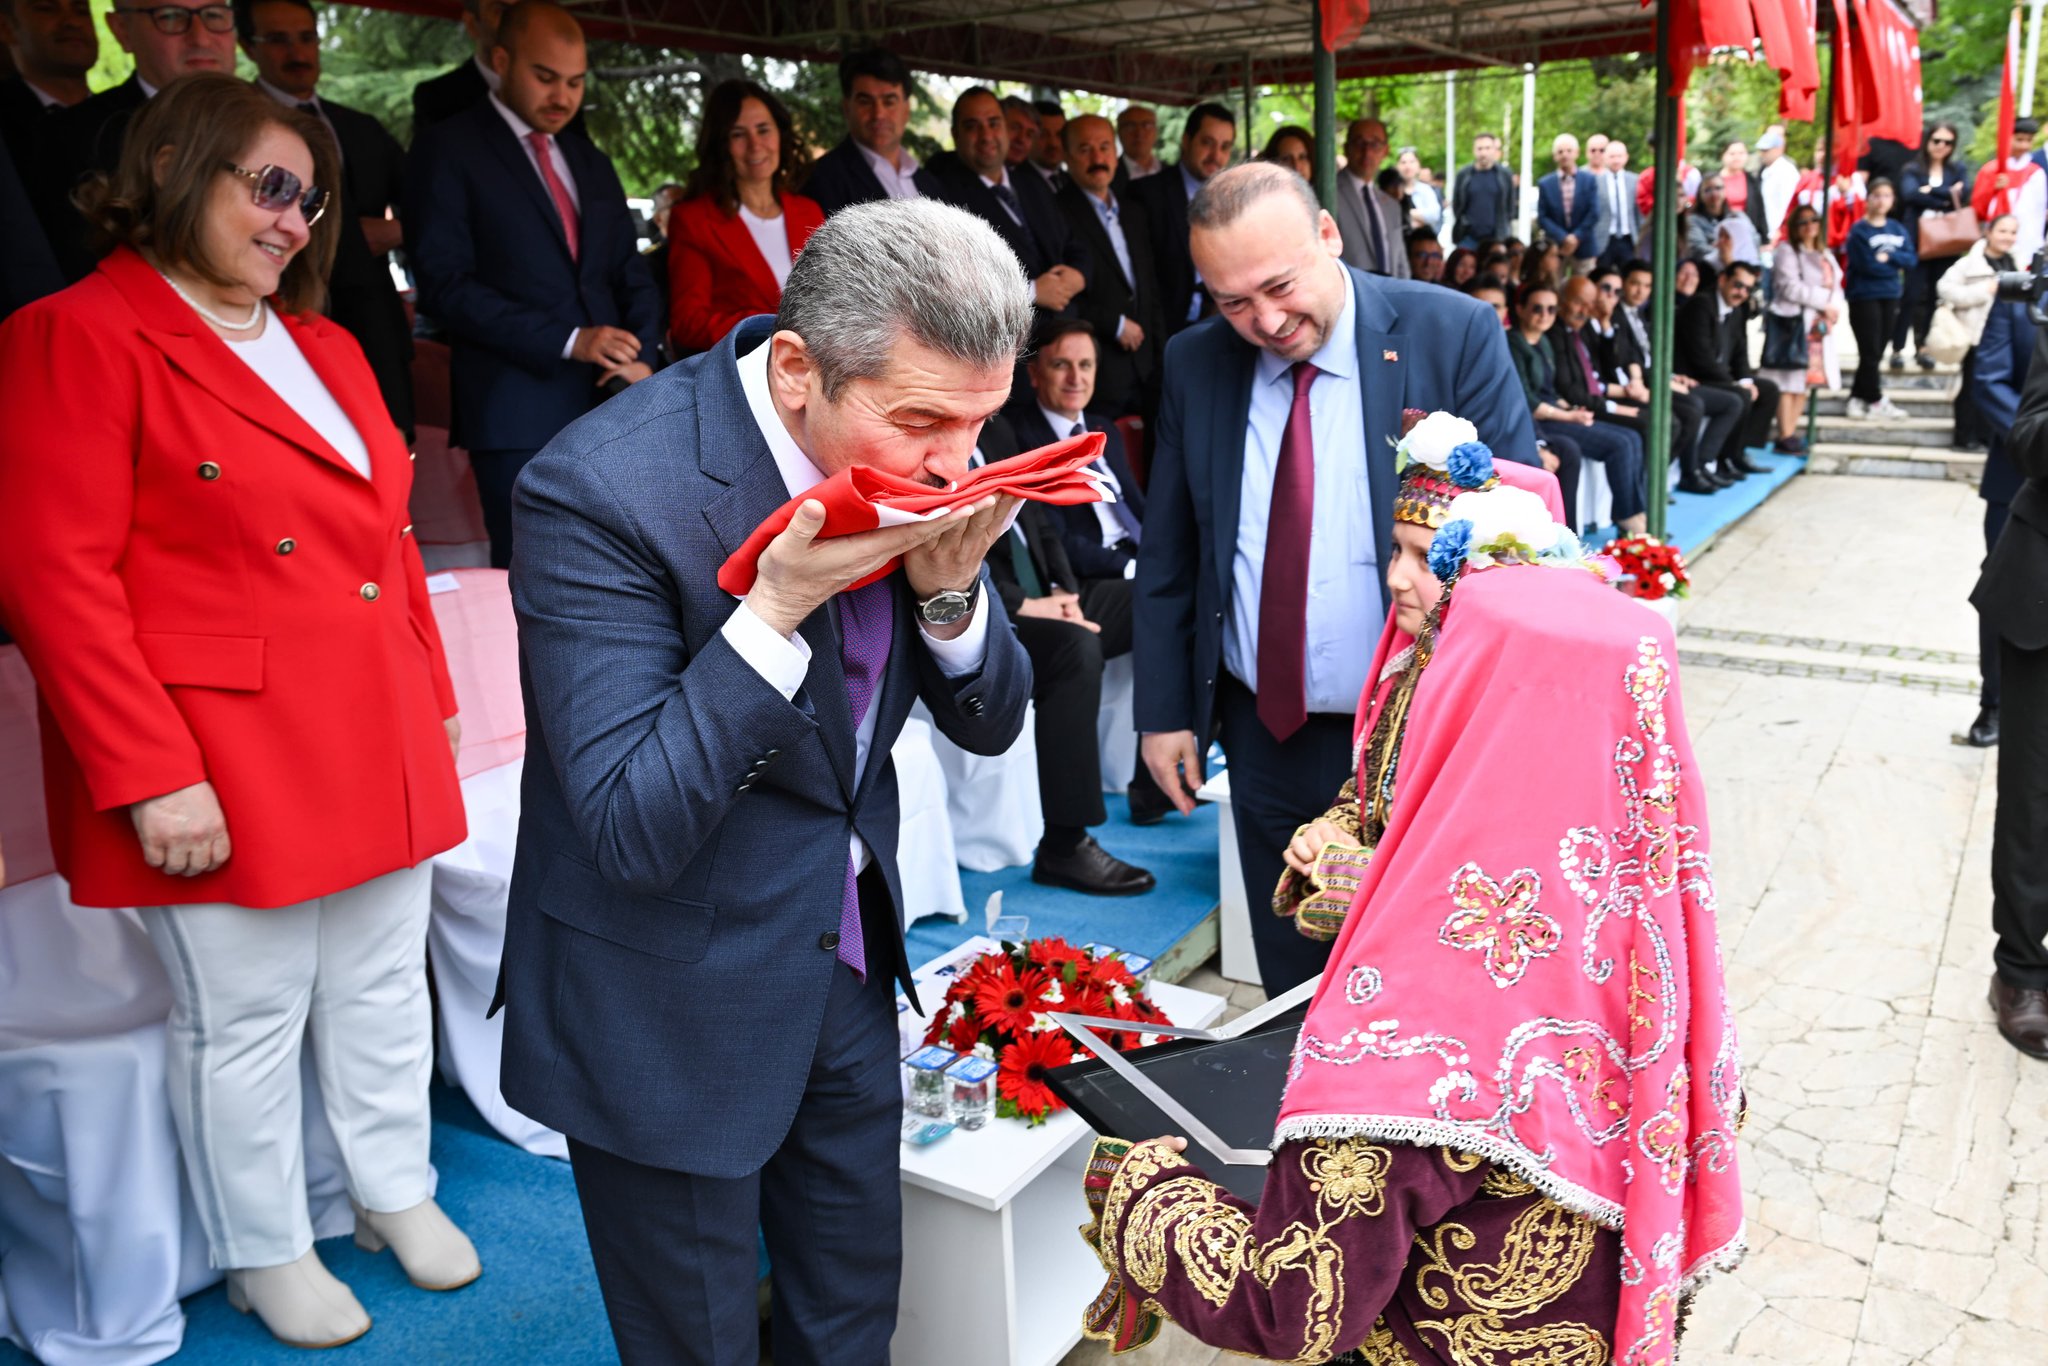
[716, 431, 1111, 596]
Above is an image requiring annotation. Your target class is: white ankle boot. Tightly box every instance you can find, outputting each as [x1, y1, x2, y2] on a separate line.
[226, 1248, 371, 1349]
[353, 1197, 481, 1291]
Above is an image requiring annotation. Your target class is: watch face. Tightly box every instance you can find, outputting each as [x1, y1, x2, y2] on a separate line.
[921, 590, 971, 625]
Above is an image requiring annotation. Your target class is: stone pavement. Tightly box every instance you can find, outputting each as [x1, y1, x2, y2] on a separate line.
[1064, 472, 2044, 1365]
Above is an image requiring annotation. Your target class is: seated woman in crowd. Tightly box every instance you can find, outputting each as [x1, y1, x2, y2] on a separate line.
[1442, 246, 1479, 288]
[1506, 281, 1653, 533]
[1077, 422, 1745, 1366]
[666, 79, 823, 356]
[1262, 124, 1315, 181]
[0, 75, 474, 1350]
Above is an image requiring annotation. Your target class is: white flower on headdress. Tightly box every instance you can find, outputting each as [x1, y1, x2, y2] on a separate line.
[1396, 412, 1479, 472]
[1444, 486, 1571, 563]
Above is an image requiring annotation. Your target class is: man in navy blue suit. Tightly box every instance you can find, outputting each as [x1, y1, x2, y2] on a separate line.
[801, 46, 944, 216]
[404, 0, 660, 567]
[498, 198, 1034, 1364]
[1134, 163, 1539, 994]
[1537, 133, 1600, 275]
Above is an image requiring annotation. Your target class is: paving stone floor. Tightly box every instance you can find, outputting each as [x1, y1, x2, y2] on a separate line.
[1063, 473, 2043, 1365]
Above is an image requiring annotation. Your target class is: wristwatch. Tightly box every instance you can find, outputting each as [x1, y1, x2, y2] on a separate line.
[917, 579, 981, 627]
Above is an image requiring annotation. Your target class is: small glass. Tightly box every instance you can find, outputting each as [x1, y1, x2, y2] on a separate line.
[945, 1055, 999, 1130]
[903, 1045, 958, 1119]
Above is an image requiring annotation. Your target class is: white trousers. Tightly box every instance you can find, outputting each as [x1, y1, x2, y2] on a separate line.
[141, 863, 435, 1269]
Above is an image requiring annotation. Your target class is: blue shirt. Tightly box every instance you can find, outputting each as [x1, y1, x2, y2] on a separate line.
[1088, 189, 1136, 291]
[1223, 268, 1381, 714]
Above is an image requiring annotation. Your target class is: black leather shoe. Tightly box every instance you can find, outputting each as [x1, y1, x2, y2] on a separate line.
[1728, 451, 1768, 475]
[1706, 465, 1737, 488]
[1677, 475, 1721, 495]
[1990, 974, 2048, 1060]
[1033, 835, 1156, 896]
[1126, 777, 1176, 827]
[1773, 435, 1807, 455]
[1714, 460, 1750, 482]
[1966, 706, 1999, 748]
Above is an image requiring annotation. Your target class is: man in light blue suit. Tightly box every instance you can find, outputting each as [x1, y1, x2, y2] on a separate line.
[496, 199, 1034, 1365]
[1537, 132, 1601, 274]
[1134, 163, 1538, 995]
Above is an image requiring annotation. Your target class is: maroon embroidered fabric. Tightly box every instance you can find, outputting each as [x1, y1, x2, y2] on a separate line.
[1081, 1136, 1621, 1365]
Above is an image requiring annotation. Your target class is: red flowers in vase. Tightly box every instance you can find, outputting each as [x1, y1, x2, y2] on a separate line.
[921, 938, 1173, 1125]
[1602, 534, 1692, 601]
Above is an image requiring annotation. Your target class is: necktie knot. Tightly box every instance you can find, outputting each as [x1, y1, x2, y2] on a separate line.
[1291, 360, 1321, 401]
[529, 130, 549, 154]
[1069, 421, 1086, 439]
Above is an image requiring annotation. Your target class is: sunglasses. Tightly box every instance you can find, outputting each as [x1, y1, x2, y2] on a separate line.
[1597, 282, 1620, 294]
[118, 2, 232, 33]
[1527, 302, 1558, 315]
[225, 162, 329, 226]
[1929, 136, 1955, 146]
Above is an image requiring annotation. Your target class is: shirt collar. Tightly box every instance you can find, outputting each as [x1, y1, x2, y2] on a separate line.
[979, 165, 1011, 192]
[857, 137, 917, 181]
[24, 80, 64, 109]
[1179, 162, 1203, 201]
[737, 335, 829, 499]
[137, 76, 160, 99]
[256, 78, 316, 111]
[489, 91, 538, 144]
[473, 54, 501, 94]
[1088, 186, 1119, 217]
[1037, 402, 1085, 438]
[1256, 264, 1358, 389]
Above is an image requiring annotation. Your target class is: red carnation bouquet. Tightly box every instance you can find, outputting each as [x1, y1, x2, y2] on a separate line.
[1603, 534, 1692, 601]
[920, 938, 1173, 1125]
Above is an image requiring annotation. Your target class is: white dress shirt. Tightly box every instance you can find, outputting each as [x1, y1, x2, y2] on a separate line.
[24, 80, 63, 109]
[256, 78, 340, 164]
[721, 339, 991, 874]
[1037, 403, 1135, 575]
[1122, 154, 1163, 181]
[738, 205, 792, 286]
[856, 139, 924, 199]
[489, 93, 583, 358]
[227, 306, 373, 478]
[1225, 268, 1379, 714]
[979, 166, 1026, 224]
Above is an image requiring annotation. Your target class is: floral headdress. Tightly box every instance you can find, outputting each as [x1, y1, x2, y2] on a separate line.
[1392, 410, 1499, 529]
[1425, 484, 1599, 582]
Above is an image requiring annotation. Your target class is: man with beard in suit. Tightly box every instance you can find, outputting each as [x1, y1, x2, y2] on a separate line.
[239, 0, 414, 435]
[0, 0, 97, 166]
[800, 46, 942, 215]
[1131, 101, 1234, 339]
[1054, 112, 1161, 418]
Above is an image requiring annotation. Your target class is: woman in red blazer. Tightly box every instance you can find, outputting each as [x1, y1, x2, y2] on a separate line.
[0, 76, 474, 1349]
[667, 79, 824, 355]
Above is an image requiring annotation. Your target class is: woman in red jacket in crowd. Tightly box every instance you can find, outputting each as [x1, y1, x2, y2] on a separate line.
[666, 79, 824, 356]
[0, 75, 472, 1350]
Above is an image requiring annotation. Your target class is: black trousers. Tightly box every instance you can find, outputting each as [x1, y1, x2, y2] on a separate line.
[1077, 576, 1133, 659]
[1894, 255, 1957, 353]
[1982, 499, 2011, 709]
[1690, 382, 1746, 471]
[1956, 346, 1992, 448]
[1699, 380, 1779, 462]
[1215, 675, 1353, 994]
[566, 955, 901, 1366]
[1993, 635, 2048, 990]
[1848, 297, 1899, 403]
[1013, 613, 1110, 830]
[1531, 423, 1585, 530]
[470, 446, 540, 569]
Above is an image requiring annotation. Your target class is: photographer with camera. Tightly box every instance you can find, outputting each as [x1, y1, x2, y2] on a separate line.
[1975, 244, 2048, 1059]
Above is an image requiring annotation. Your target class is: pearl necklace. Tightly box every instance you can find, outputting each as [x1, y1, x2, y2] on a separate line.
[155, 268, 264, 332]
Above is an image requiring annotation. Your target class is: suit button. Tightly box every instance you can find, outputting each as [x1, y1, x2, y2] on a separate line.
[819, 931, 840, 951]
[765, 748, 781, 759]
[965, 698, 984, 717]
[401, 524, 414, 538]
[409, 451, 417, 462]
[197, 461, 221, 480]
[735, 781, 752, 794]
[359, 582, 381, 601]
[275, 538, 295, 555]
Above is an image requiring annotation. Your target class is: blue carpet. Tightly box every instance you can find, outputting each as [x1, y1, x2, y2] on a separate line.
[1585, 448, 1805, 553]
[905, 792, 1221, 967]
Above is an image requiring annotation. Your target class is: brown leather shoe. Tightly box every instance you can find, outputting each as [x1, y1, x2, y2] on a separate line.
[1990, 974, 2048, 1061]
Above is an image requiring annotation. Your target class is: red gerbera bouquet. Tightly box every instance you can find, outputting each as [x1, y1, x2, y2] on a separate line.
[921, 938, 1172, 1125]
[1603, 534, 1692, 601]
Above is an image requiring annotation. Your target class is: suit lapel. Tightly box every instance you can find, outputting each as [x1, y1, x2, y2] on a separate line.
[480, 108, 574, 264]
[1212, 340, 1256, 599]
[1350, 269, 1400, 608]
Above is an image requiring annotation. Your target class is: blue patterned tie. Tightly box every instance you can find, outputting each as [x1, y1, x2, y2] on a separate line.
[1073, 422, 1142, 544]
[835, 578, 894, 978]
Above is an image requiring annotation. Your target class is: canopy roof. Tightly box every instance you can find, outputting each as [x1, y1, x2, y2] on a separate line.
[358, 0, 1659, 102]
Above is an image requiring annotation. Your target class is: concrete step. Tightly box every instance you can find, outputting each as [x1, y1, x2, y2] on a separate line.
[1807, 442, 1985, 481]
[1811, 391, 1953, 418]
[1821, 367, 1956, 392]
[1813, 416, 1961, 448]
[1675, 624, 1979, 696]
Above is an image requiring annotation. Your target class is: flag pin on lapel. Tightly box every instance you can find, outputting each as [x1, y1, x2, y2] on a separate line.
[1382, 349, 1399, 362]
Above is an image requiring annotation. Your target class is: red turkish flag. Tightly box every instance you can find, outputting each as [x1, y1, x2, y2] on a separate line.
[1320, 0, 1371, 51]
[1753, 0, 1821, 121]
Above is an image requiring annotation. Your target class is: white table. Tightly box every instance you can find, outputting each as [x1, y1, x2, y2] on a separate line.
[893, 978, 1226, 1366]
[1195, 770, 1258, 985]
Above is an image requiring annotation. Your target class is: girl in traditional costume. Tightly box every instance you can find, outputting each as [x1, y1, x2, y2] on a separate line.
[1078, 415, 1745, 1365]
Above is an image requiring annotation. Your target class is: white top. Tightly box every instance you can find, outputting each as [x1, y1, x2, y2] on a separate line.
[856, 139, 925, 199]
[723, 338, 991, 875]
[1760, 155, 1801, 240]
[227, 306, 372, 478]
[738, 205, 792, 287]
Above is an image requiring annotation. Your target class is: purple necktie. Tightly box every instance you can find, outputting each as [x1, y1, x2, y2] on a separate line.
[835, 577, 894, 978]
[1257, 362, 1319, 741]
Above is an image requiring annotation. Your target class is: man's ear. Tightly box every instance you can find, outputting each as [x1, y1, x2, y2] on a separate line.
[767, 330, 816, 414]
[490, 42, 510, 80]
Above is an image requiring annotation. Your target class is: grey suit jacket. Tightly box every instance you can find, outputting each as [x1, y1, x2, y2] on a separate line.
[1590, 169, 1637, 257]
[1333, 173, 1412, 279]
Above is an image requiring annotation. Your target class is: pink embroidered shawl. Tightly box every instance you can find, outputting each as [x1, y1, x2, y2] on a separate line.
[1277, 560, 1745, 1366]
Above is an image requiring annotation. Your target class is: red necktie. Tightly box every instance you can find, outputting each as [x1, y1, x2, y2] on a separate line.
[529, 131, 579, 260]
[1257, 361, 1319, 742]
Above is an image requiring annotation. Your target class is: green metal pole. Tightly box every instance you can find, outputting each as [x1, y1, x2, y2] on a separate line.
[1243, 49, 1256, 160]
[1645, 0, 1679, 540]
[1312, 0, 1337, 210]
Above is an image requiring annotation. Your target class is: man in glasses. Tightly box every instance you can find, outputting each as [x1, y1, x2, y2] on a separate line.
[237, 0, 415, 435]
[1674, 258, 1778, 480]
[406, 0, 659, 567]
[27, 0, 234, 280]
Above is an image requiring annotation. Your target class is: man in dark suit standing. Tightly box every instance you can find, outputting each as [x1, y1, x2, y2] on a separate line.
[408, 0, 580, 141]
[28, 0, 235, 281]
[499, 197, 1033, 1364]
[1135, 163, 1539, 994]
[0, 0, 97, 166]
[1131, 100, 1235, 341]
[1972, 297, 2048, 1060]
[0, 139, 59, 320]
[800, 47, 942, 216]
[405, 0, 660, 567]
[1672, 259, 1775, 481]
[1056, 112, 1162, 418]
[930, 86, 1088, 387]
[1536, 132, 1599, 276]
[239, 0, 415, 435]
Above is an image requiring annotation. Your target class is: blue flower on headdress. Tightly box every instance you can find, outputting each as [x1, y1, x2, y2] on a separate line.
[1446, 441, 1495, 489]
[1428, 519, 1473, 581]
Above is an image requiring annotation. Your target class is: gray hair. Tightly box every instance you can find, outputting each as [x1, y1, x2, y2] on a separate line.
[1188, 161, 1320, 233]
[776, 198, 1033, 398]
